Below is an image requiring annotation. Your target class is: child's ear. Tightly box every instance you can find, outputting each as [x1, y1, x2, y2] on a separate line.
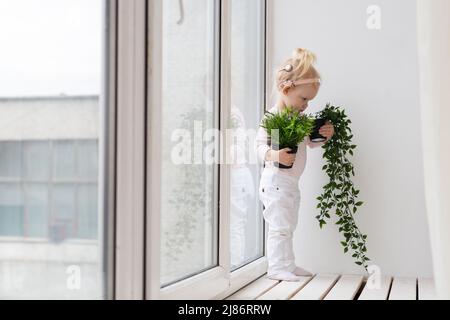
[281, 87, 290, 96]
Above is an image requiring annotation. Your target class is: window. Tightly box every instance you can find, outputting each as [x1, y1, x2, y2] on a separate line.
[147, 0, 267, 299]
[0, 0, 110, 299]
[0, 139, 98, 240]
[0, 0, 266, 300]
[158, 0, 219, 287]
[229, 0, 265, 271]
[0, 183, 23, 236]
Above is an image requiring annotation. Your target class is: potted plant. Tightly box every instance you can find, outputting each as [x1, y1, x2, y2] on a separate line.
[260, 106, 315, 169]
[309, 117, 328, 142]
[310, 104, 370, 270]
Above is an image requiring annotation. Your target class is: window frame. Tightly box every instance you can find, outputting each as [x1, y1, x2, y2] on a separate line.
[0, 0, 270, 300]
[214, 0, 270, 299]
[146, 0, 228, 300]
[144, 0, 269, 300]
[0, 0, 117, 300]
[114, 0, 147, 300]
[98, 0, 118, 300]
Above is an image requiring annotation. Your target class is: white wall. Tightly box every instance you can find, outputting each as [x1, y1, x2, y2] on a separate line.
[269, 0, 433, 277]
[0, 96, 99, 140]
[0, 239, 101, 299]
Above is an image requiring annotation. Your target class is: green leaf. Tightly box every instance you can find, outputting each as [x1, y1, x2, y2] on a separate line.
[319, 220, 326, 229]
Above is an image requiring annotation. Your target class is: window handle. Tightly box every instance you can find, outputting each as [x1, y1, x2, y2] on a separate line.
[176, 0, 184, 25]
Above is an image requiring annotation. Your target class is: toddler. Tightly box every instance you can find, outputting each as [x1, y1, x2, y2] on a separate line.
[254, 48, 335, 281]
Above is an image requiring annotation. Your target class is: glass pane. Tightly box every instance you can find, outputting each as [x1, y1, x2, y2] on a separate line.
[77, 184, 98, 239]
[52, 184, 76, 240]
[159, 0, 218, 286]
[23, 142, 50, 181]
[0, 0, 107, 299]
[0, 142, 22, 178]
[53, 141, 76, 180]
[78, 140, 98, 180]
[229, 0, 265, 270]
[0, 183, 24, 236]
[24, 183, 49, 238]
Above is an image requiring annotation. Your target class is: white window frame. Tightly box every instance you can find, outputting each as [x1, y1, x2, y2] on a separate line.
[114, 0, 270, 300]
[114, 0, 147, 299]
[146, 0, 230, 300]
[101, 0, 118, 300]
[0, 0, 117, 300]
[213, 0, 271, 300]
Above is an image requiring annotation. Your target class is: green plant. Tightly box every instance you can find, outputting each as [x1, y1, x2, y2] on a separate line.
[260, 106, 315, 148]
[312, 104, 370, 271]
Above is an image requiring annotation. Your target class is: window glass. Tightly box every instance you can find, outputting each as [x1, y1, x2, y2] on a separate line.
[24, 183, 49, 238]
[229, 0, 265, 270]
[0, 0, 107, 299]
[159, 0, 219, 286]
[0, 183, 23, 236]
[0, 142, 22, 178]
[53, 141, 77, 180]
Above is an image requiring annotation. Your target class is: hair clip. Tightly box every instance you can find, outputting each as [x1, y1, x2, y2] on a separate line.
[279, 64, 293, 72]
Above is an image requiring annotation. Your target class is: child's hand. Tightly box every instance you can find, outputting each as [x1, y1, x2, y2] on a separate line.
[269, 148, 296, 166]
[319, 121, 335, 140]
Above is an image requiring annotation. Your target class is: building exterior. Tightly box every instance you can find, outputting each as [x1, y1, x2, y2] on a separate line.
[0, 96, 102, 299]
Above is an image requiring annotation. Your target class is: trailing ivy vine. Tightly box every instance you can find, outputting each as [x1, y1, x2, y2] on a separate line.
[312, 104, 370, 270]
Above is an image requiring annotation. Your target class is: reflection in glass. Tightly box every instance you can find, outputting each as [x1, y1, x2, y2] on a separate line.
[159, 0, 218, 286]
[23, 142, 50, 181]
[53, 141, 76, 180]
[0, 142, 22, 178]
[0, 0, 106, 299]
[0, 184, 24, 236]
[229, 0, 265, 270]
[24, 183, 49, 238]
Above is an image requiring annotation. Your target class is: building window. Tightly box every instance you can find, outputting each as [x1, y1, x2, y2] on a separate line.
[0, 140, 98, 240]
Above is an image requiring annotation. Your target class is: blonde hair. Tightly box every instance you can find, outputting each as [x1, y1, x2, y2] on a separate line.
[272, 48, 321, 97]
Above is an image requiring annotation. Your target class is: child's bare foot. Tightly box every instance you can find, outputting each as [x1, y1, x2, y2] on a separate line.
[267, 271, 303, 282]
[293, 266, 313, 276]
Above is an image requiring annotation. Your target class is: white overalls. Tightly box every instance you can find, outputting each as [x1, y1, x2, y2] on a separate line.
[258, 169, 301, 276]
[254, 105, 327, 278]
